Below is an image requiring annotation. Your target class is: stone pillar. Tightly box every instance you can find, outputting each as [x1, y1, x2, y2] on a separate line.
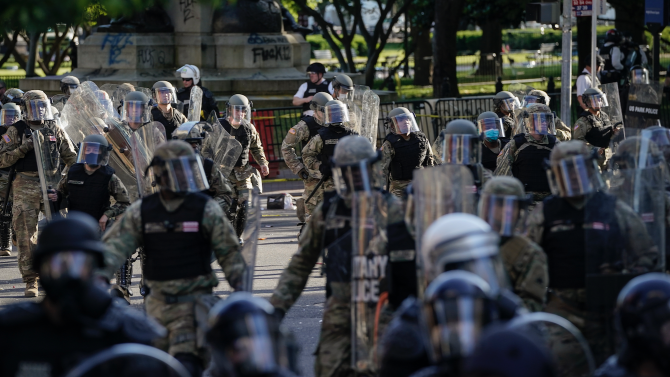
[166, 0, 215, 69]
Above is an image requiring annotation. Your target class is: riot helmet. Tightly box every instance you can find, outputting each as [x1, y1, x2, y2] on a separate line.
[605, 28, 621, 44]
[479, 177, 531, 237]
[94, 90, 114, 118]
[309, 92, 333, 125]
[176, 64, 201, 85]
[420, 213, 508, 291]
[493, 91, 520, 114]
[60, 75, 80, 95]
[582, 88, 608, 110]
[171, 121, 207, 150]
[77, 133, 112, 167]
[385, 107, 420, 136]
[306, 63, 326, 83]
[331, 135, 379, 196]
[476, 111, 505, 141]
[641, 126, 670, 170]
[23, 90, 53, 122]
[629, 65, 650, 84]
[440, 119, 482, 165]
[4, 88, 24, 105]
[546, 141, 601, 198]
[227, 94, 252, 125]
[332, 74, 354, 101]
[519, 104, 556, 136]
[523, 89, 551, 107]
[0, 102, 21, 126]
[610, 136, 664, 172]
[152, 81, 177, 105]
[149, 140, 210, 193]
[323, 100, 350, 127]
[207, 292, 294, 377]
[122, 91, 151, 127]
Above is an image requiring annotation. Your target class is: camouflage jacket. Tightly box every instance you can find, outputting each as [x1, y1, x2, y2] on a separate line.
[281, 119, 319, 175]
[102, 194, 246, 295]
[555, 116, 572, 142]
[56, 170, 131, 219]
[0, 121, 77, 169]
[500, 235, 549, 312]
[379, 136, 437, 185]
[572, 111, 613, 146]
[494, 134, 559, 177]
[245, 120, 269, 167]
[301, 134, 326, 179]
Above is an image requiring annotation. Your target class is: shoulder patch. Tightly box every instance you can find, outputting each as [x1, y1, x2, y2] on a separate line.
[2, 134, 10, 143]
[288, 128, 296, 135]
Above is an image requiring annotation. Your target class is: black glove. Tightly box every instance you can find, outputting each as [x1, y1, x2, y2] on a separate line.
[298, 169, 310, 180]
[319, 163, 332, 179]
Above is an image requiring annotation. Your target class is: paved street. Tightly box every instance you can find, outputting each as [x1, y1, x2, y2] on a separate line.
[0, 187, 324, 377]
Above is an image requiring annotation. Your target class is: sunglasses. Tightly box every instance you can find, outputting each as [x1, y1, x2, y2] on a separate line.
[182, 78, 193, 82]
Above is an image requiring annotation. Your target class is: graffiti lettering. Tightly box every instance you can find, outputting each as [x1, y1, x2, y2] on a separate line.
[252, 46, 291, 63]
[101, 34, 133, 65]
[247, 33, 288, 45]
[179, 0, 197, 23]
[137, 48, 166, 68]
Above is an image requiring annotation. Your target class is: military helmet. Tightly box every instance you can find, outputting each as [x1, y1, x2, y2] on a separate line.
[154, 140, 195, 160]
[519, 104, 555, 135]
[150, 140, 209, 193]
[550, 140, 590, 165]
[582, 87, 608, 109]
[493, 91, 520, 113]
[482, 176, 525, 197]
[122, 91, 150, 125]
[332, 74, 354, 90]
[323, 99, 350, 127]
[227, 94, 252, 124]
[445, 119, 479, 136]
[332, 135, 379, 195]
[152, 80, 174, 90]
[125, 91, 149, 103]
[477, 111, 505, 139]
[479, 177, 530, 236]
[310, 92, 333, 123]
[0, 102, 21, 126]
[83, 133, 109, 147]
[386, 107, 419, 135]
[526, 89, 550, 106]
[333, 135, 377, 166]
[548, 140, 599, 197]
[78, 132, 112, 167]
[4, 88, 24, 104]
[60, 75, 80, 95]
[23, 90, 53, 122]
[440, 119, 481, 164]
[477, 111, 499, 121]
[172, 121, 207, 143]
[152, 81, 177, 105]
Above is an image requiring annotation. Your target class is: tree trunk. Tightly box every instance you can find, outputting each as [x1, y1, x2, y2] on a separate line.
[412, 27, 432, 86]
[433, 0, 466, 97]
[576, 15, 592, 73]
[26, 32, 40, 77]
[478, 19, 503, 78]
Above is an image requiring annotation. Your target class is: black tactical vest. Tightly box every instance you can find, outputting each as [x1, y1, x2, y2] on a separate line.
[221, 118, 253, 167]
[386, 221, 417, 309]
[303, 116, 322, 139]
[202, 158, 215, 198]
[302, 80, 330, 113]
[482, 139, 508, 172]
[541, 192, 622, 289]
[322, 191, 352, 288]
[12, 121, 60, 173]
[511, 134, 556, 193]
[67, 164, 114, 220]
[386, 132, 429, 181]
[151, 107, 180, 139]
[317, 126, 355, 167]
[579, 111, 613, 148]
[141, 192, 211, 281]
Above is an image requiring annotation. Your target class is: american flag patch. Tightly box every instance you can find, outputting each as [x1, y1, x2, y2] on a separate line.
[2, 134, 10, 143]
[49, 135, 56, 142]
[641, 213, 655, 222]
[182, 221, 199, 232]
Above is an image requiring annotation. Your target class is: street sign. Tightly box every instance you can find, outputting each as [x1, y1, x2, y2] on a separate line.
[572, 0, 605, 17]
[645, 0, 665, 25]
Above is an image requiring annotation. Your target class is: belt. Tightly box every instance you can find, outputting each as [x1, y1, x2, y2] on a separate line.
[17, 172, 40, 181]
[150, 289, 212, 304]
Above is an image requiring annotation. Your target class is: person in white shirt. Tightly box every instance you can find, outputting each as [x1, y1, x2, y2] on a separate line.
[293, 62, 334, 116]
[576, 55, 604, 111]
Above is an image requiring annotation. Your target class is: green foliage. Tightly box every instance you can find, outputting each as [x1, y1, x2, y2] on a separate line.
[281, 0, 320, 21]
[306, 34, 368, 57]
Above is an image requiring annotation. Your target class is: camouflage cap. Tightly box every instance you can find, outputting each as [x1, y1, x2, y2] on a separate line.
[550, 140, 590, 165]
[528, 89, 550, 105]
[23, 90, 48, 102]
[153, 140, 195, 160]
[481, 176, 525, 197]
[61, 75, 80, 85]
[333, 135, 376, 166]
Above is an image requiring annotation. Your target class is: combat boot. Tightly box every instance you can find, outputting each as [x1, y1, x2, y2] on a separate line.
[25, 279, 38, 297]
[0, 249, 10, 256]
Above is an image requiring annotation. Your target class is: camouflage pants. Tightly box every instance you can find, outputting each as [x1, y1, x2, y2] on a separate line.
[597, 147, 613, 173]
[389, 179, 411, 198]
[12, 175, 43, 282]
[303, 177, 323, 217]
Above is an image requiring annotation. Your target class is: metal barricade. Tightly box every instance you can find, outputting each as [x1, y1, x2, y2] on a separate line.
[433, 96, 495, 135]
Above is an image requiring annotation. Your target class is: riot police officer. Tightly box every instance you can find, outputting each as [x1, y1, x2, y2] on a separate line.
[600, 29, 624, 85]
[525, 140, 659, 364]
[271, 135, 407, 377]
[493, 91, 519, 137]
[330, 73, 355, 101]
[380, 107, 436, 197]
[1, 88, 24, 105]
[122, 91, 152, 131]
[477, 111, 508, 172]
[301, 100, 357, 194]
[594, 274, 670, 377]
[176, 64, 220, 119]
[495, 104, 559, 204]
[206, 293, 299, 377]
[48, 133, 131, 232]
[519, 89, 571, 141]
[0, 90, 77, 297]
[220, 94, 269, 238]
[281, 92, 333, 218]
[0, 103, 20, 257]
[293, 62, 332, 117]
[573, 87, 621, 171]
[151, 80, 187, 137]
[102, 140, 247, 377]
[0, 213, 165, 377]
[51, 75, 80, 111]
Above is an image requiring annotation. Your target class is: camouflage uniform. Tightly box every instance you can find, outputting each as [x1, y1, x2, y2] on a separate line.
[555, 117, 572, 141]
[524, 199, 658, 363]
[55, 170, 131, 219]
[204, 162, 234, 215]
[302, 135, 336, 193]
[572, 111, 617, 172]
[431, 132, 492, 188]
[499, 235, 548, 312]
[0, 121, 77, 283]
[379, 136, 438, 197]
[102, 196, 246, 359]
[227, 120, 268, 202]
[281, 119, 322, 215]
[270, 193, 405, 377]
[495, 112, 516, 137]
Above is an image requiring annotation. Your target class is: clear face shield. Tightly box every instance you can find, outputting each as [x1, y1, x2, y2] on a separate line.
[335, 85, 354, 101]
[477, 118, 505, 141]
[76, 142, 110, 167]
[157, 155, 210, 193]
[524, 113, 556, 135]
[388, 113, 420, 136]
[441, 255, 510, 294]
[585, 93, 609, 110]
[39, 251, 96, 283]
[310, 102, 326, 122]
[227, 104, 251, 124]
[25, 99, 54, 121]
[65, 84, 79, 95]
[332, 159, 375, 197]
[154, 87, 177, 105]
[478, 194, 530, 237]
[630, 69, 650, 84]
[324, 103, 350, 126]
[95, 92, 115, 118]
[522, 95, 544, 107]
[547, 155, 599, 197]
[0, 108, 21, 126]
[441, 134, 482, 165]
[122, 100, 150, 125]
[499, 97, 520, 113]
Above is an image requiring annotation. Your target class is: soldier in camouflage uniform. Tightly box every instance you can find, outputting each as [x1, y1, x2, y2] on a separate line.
[524, 140, 658, 364]
[478, 176, 548, 311]
[271, 136, 408, 377]
[281, 92, 333, 217]
[102, 141, 246, 377]
[51, 75, 80, 112]
[0, 90, 77, 297]
[0, 103, 21, 257]
[573, 87, 622, 172]
[494, 104, 559, 205]
[379, 107, 436, 197]
[493, 91, 520, 137]
[521, 89, 571, 141]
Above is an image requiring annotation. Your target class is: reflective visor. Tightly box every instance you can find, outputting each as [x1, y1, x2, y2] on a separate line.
[441, 134, 481, 165]
[0, 108, 21, 126]
[550, 155, 595, 197]
[476, 118, 505, 137]
[524, 113, 556, 135]
[154, 87, 177, 105]
[332, 160, 373, 195]
[630, 69, 649, 84]
[390, 113, 420, 135]
[499, 97, 520, 112]
[523, 95, 542, 107]
[39, 251, 95, 281]
[25, 99, 54, 121]
[585, 94, 608, 109]
[67, 84, 79, 95]
[479, 194, 526, 236]
[442, 256, 510, 293]
[163, 155, 210, 193]
[122, 100, 149, 124]
[227, 104, 251, 123]
[76, 142, 110, 166]
[324, 104, 350, 125]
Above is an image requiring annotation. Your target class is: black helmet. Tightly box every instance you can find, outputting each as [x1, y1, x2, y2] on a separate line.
[605, 29, 621, 44]
[306, 62, 326, 74]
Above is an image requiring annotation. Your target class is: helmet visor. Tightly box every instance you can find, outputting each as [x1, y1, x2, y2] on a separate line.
[66, 84, 79, 95]
[39, 251, 96, 281]
[76, 142, 110, 166]
[549, 155, 597, 197]
[324, 103, 350, 126]
[122, 100, 150, 124]
[390, 113, 420, 136]
[154, 87, 177, 105]
[334, 84, 354, 101]
[332, 160, 373, 196]
[476, 118, 505, 138]
[523, 95, 543, 107]
[25, 99, 54, 121]
[163, 155, 210, 193]
[585, 93, 608, 109]
[227, 104, 251, 123]
[442, 256, 510, 293]
[499, 97, 520, 112]
[630, 69, 649, 84]
[524, 113, 555, 135]
[441, 134, 481, 165]
[479, 194, 528, 236]
[0, 108, 21, 126]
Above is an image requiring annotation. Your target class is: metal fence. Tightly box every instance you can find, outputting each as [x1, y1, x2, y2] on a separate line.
[250, 107, 303, 163]
[434, 96, 495, 133]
